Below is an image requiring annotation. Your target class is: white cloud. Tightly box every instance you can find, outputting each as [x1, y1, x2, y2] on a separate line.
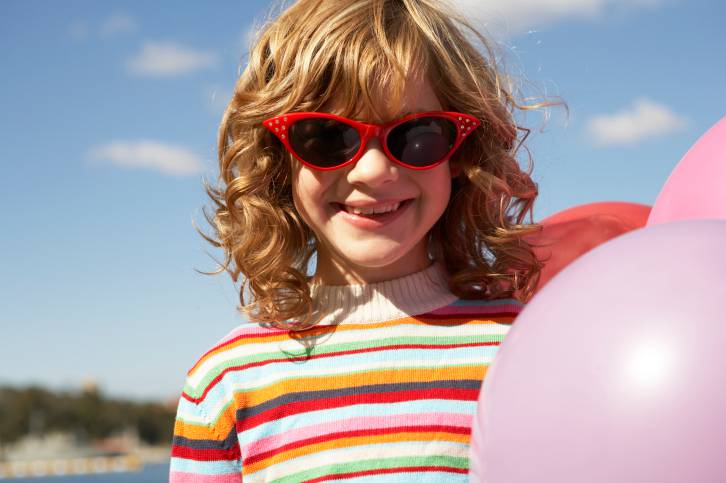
[453, 0, 667, 36]
[88, 140, 206, 176]
[126, 41, 218, 77]
[68, 12, 136, 40]
[586, 98, 687, 146]
[100, 12, 137, 37]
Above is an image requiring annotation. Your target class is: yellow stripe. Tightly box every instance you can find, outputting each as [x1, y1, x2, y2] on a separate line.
[190, 316, 510, 375]
[174, 402, 236, 441]
[244, 430, 470, 474]
[232, 365, 487, 409]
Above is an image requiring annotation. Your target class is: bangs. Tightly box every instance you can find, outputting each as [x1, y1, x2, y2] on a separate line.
[271, 1, 437, 124]
[324, 27, 434, 123]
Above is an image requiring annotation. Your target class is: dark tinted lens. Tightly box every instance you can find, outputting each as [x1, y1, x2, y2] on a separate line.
[288, 118, 360, 168]
[387, 116, 457, 167]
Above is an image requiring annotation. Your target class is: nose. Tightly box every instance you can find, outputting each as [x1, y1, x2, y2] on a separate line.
[345, 137, 399, 187]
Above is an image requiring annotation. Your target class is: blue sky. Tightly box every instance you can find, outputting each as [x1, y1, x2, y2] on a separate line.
[1, 0, 724, 403]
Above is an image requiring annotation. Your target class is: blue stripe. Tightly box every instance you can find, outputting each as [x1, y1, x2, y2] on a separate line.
[169, 457, 242, 475]
[178, 344, 502, 422]
[239, 400, 477, 446]
[238, 345, 503, 385]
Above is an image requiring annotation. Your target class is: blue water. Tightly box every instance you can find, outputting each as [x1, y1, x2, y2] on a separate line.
[4, 463, 169, 482]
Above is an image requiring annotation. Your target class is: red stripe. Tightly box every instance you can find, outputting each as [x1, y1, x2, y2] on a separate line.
[188, 312, 517, 374]
[418, 311, 519, 321]
[184, 341, 498, 404]
[238, 387, 480, 432]
[171, 444, 241, 462]
[188, 327, 286, 374]
[245, 424, 470, 465]
[304, 465, 469, 482]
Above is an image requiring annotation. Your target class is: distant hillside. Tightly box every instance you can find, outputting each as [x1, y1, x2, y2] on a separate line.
[0, 385, 176, 447]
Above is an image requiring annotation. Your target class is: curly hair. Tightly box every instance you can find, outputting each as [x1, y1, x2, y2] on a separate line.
[198, 0, 558, 330]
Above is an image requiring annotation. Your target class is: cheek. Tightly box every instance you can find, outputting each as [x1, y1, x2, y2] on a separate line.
[425, 168, 453, 210]
[292, 168, 333, 221]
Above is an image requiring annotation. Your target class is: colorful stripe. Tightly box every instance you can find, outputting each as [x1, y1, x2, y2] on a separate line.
[170, 298, 523, 482]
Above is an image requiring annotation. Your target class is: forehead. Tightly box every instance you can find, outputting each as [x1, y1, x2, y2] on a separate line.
[322, 75, 443, 123]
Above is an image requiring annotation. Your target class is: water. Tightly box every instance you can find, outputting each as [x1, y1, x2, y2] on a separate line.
[3, 463, 170, 482]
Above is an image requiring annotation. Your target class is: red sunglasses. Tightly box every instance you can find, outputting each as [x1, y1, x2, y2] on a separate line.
[263, 111, 481, 171]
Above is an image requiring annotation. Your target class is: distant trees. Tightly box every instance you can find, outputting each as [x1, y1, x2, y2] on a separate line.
[0, 385, 176, 447]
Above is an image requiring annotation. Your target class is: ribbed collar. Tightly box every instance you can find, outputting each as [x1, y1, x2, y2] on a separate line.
[308, 261, 458, 326]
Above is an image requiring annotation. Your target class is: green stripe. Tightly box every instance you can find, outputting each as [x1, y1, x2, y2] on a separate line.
[187, 332, 507, 398]
[270, 455, 469, 483]
[175, 398, 232, 427]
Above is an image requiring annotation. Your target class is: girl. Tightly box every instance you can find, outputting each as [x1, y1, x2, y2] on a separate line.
[170, 0, 548, 481]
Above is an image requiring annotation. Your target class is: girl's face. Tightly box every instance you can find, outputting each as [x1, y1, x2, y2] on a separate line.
[292, 76, 456, 285]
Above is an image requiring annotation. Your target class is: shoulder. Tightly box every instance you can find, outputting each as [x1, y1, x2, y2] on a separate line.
[181, 322, 287, 403]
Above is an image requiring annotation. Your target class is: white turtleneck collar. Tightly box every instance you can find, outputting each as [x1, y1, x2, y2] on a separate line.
[308, 261, 458, 326]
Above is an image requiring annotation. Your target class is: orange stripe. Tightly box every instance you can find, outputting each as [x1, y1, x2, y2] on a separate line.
[232, 365, 488, 409]
[244, 430, 470, 474]
[189, 316, 510, 375]
[174, 402, 237, 441]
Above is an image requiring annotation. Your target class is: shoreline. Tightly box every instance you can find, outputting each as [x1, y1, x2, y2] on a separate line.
[0, 446, 170, 479]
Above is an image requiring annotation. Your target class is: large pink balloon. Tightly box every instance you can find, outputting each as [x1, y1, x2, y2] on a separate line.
[648, 116, 726, 225]
[470, 220, 726, 483]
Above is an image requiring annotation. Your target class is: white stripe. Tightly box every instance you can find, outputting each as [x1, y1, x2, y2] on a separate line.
[181, 356, 496, 423]
[187, 323, 510, 388]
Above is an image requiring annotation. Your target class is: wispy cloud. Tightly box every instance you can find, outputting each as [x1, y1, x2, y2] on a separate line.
[126, 41, 218, 77]
[202, 84, 234, 116]
[586, 98, 687, 146]
[68, 12, 137, 40]
[88, 140, 206, 176]
[454, 0, 668, 36]
[100, 12, 137, 38]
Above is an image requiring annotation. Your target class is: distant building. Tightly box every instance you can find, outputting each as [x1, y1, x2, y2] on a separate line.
[81, 378, 99, 395]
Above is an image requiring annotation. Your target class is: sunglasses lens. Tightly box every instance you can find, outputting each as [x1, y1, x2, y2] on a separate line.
[288, 118, 360, 168]
[387, 116, 457, 167]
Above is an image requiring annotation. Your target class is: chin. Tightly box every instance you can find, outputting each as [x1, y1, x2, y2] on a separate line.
[341, 248, 407, 270]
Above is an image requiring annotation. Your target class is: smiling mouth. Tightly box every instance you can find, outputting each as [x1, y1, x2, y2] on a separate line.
[332, 199, 414, 219]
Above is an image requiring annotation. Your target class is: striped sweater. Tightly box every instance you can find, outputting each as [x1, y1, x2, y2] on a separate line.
[169, 262, 523, 482]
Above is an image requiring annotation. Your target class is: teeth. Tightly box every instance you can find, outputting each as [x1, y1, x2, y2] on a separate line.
[345, 202, 401, 215]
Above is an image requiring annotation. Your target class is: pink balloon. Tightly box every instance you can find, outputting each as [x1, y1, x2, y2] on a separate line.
[470, 220, 726, 483]
[648, 116, 726, 225]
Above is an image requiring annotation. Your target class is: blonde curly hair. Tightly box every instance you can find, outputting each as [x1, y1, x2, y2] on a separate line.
[199, 0, 556, 330]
